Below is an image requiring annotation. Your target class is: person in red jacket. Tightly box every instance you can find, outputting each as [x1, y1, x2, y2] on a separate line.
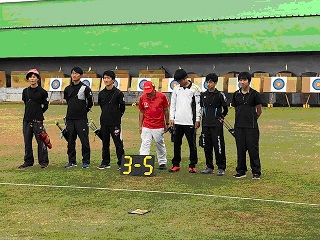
[138, 81, 170, 170]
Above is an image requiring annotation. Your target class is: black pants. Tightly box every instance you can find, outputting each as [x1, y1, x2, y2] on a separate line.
[23, 121, 49, 166]
[235, 127, 261, 175]
[100, 124, 124, 166]
[66, 119, 90, 164]
[202, 125, 226, 170]
[171, 124, 198, 168]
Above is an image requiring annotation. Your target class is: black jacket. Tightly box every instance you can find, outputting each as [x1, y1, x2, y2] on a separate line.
[64, 81, 93, 120]
[22, 86, 48, 121]
[98, 86, 125, 125]
[200, 89, 228, 127]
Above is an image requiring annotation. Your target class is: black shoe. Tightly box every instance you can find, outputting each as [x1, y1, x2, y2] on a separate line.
[18, 163, 33, 169]
[40, 163, 48, 169]
[233, 172, 246, 178]
[65, 162, 77, 168]
[158, 164, 167, 170]
[252, 174, 261, 179]
[97, 164, 111, 170]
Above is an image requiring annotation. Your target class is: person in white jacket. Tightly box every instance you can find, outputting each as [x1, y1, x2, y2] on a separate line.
[168, 69, 201, 173]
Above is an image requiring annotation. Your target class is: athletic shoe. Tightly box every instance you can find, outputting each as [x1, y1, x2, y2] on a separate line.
[252, 174, 261, 179]
[65, 162, 77, 168]
[158, 164, 167, 170]
[188, 167, 197, 173]
[97, 164, 111, 170]
[217, 169, 225, 176]
[117, 165, 121, 170]
[201, 168, 214, 174]
[18, 163, 33, 169]
[233, 173, 246, 178]
[40, 163, 48, 169]
[168, 166, 180, 172]
[82, 163, 90, 169]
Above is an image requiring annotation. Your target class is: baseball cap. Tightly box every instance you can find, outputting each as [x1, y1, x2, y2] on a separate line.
[26, 68, 40, 79]
[143, 81, 154, 94]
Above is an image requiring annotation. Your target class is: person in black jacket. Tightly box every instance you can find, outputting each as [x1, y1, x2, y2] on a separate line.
[64, 67, 93, 168]
[231, 72, 263, 179]
[19, 69, 49, 169]
[97, 70, 125, 170]
[200, 73, 228, 175]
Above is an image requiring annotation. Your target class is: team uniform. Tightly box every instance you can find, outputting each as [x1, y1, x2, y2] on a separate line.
[139, 91, 169, 166]
[200, 89, 228, 171]
[170, 81, 201, 168]
[231, 87, 263, 176]
[98, 86, 125, 167]
[22, 86, 49, 167]
[64, 81, 93, 166]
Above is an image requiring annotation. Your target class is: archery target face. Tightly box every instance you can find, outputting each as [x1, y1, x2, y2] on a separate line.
[271, 77, 287, 92]
[51, 79, 60, 89]
[49, 78, 62, 91]
[310, 78, 320, 92]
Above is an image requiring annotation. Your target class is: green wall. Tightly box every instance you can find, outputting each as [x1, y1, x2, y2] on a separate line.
[0, 16, 319, 57]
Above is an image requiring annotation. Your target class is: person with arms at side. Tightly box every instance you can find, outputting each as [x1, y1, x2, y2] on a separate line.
[19, 69, 50, 169]
[169, 69, 201, 173]
[64, 67, 93, 169]
[97, 70, 125, 170]
[139, 81, 170, 170]
[200, 73, 228, 175]
[231, 71, 263, 179]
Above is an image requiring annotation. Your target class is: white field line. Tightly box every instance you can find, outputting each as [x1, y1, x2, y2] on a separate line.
[0, 182, 319, 207]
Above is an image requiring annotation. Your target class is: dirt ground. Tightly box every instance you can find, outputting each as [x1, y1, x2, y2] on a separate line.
[0, 107, 103, 158]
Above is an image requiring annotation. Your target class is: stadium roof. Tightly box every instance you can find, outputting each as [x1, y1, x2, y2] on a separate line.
[0, 0, 319, 57]
[0, 0, 319, 28]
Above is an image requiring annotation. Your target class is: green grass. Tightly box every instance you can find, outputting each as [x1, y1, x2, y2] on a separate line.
[0, 104, 319, 239]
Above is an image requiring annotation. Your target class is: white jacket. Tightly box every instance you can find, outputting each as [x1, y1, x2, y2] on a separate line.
[170, 82, 201, 125]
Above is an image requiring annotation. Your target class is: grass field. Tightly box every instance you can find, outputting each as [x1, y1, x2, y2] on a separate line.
[0, 103, 319, 239]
